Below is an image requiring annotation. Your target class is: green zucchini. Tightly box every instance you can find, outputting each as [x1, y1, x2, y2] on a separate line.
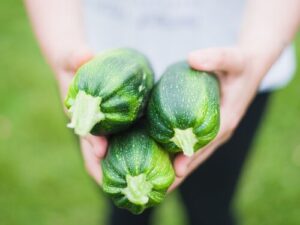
[101, 125, 175, 214]
[65, 48, 154, 136]
[147, 62, 220, 156]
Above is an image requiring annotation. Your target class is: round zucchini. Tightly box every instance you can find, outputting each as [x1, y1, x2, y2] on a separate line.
[147, 62, 220, 156]
[101, 125, 175, 214]
[65, 48, 154, 136]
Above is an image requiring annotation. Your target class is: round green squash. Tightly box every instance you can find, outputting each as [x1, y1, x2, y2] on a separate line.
[101, 125, 175, 214]
[147, 62, 220, 157]
[64, 48, 154, 136]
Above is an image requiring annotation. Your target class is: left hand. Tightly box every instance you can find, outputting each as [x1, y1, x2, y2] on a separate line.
[169, 47, 266, 191]
[55, 47, 107, 185]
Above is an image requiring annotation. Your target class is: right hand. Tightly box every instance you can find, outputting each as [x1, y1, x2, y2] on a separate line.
[54, 46, 107, 185]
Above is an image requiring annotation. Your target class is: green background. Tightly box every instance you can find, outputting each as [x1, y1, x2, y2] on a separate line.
[0, 1, 299, 224]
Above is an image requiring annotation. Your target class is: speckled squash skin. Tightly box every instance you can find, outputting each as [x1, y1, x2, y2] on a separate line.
[101, 125, 175, 214]
[147, 62, 220, 156]
[65, 48, 154, 135]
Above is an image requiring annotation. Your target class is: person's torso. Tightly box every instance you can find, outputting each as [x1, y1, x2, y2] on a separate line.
[83, 0, 296, 91]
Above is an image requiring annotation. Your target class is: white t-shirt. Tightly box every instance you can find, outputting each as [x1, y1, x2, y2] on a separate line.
[83, 0, 296, 91]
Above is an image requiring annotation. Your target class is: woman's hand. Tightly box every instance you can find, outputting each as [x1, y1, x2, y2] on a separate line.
[25, 0, 108, 184]
[169, 47, 266, 191]
[168, 0, 300, 191]
[55, 47, 107, 185]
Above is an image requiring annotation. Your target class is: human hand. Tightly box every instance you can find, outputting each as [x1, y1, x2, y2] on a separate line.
[169, 47, 267, 191]
[55, 46, 107, 185]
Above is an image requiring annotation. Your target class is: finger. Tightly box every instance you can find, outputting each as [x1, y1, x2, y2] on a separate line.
[188, 47, 244, 73]
[64, 46, 94, 72]
[80, 138, 102, 185]
[173, 153, 192, 177]
[84, 135, 108, 158]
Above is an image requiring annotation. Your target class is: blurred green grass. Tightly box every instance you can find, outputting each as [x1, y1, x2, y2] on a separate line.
[0, 1, 299, 225]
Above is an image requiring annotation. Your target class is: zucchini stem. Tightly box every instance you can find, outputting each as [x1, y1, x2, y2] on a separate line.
[170, 128, 198, 157]
[67, 90, 105, 136]
[121, 174, 153, 205]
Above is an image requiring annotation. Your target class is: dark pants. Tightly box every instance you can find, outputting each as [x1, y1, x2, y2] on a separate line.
[108, 93, 270, 225]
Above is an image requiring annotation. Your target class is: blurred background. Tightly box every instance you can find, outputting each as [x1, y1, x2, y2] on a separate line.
[0, 1, 300, 225]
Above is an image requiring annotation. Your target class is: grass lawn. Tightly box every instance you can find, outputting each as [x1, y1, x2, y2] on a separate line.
[0, 0, 299, 224]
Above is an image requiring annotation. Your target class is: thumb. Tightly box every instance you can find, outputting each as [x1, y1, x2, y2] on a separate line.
[64, 46, 94, 72]
[188, 47, 244, 73]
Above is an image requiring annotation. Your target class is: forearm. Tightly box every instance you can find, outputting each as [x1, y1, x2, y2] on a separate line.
[24, 0, 87, 73]
[239, 0, 300, 78]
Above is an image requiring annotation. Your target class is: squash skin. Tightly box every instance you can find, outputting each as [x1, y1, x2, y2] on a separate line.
[65, 48, 154, 135]
[147, 62, 220, 156]
[101, 125, 175, 214]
